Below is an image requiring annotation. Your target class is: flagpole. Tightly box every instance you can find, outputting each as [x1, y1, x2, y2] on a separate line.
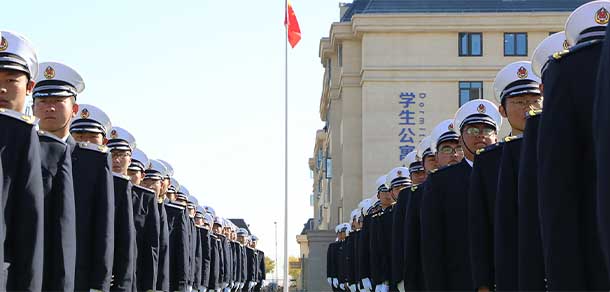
[283, 0, 290, 291]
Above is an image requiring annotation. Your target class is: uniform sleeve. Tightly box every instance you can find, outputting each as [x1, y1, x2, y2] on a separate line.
[5, 127, 44, 291]
[193, 229, 203, 289]
[143, 196, 160, 291]
[201, 232, 212, 288]
[494, 146, 519, 290]
[156, 204, 170, 292]
[358, 220, 370, 280]
[171, 212, 190, 290]
[468, 158, 494, 289]
[420, 175, 447, 290]
[391, 193, 408, 285]
[111, 180, 135, 291]
[403, 190, 422, 290]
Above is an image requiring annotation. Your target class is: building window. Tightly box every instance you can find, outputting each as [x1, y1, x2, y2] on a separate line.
[459, 32, 482, 56]
[459, 81, 483, 106]
[504, 33, 528, 56]
[325, 158, 333, 179]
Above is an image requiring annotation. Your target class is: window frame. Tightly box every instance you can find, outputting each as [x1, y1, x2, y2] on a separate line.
[458, 32, 483, 57]
[504, 32, 528, 56]
[458, 81, 484, 107]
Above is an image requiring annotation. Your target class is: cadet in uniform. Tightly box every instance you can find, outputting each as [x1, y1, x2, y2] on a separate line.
[208, 215, 223, 292]
[252, 236, 265, 292]
[200, 211, 214, 292]
[515, 32, 566, 290]
[193, 207, 205, 292]
[382, 167, 410, 292]
[128, 148, 161, 291]
[368, 175, 394, 292]
[106, 127, 138, 291]
[403, 137, 435, 291]
[391, 162, 418, 292]
[594, 9, 610, 280]
[360, 180, 384, 292]
[32, 61, 81, 291]
[69, 104, 115, 291]
[327, 225, 342, 291]
[236, 228, 249, 292]
[347, 209, 360, 292]
[142, 159, 170, 292]
[537, 1, 610, 289]
[0, 30, 44, 291]
[492, 62, 542, 291]
[167, 185, 191, 290]
[421, 100, 501, 291]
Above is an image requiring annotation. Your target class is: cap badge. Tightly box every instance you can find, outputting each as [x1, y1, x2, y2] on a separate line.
[563, 40, 569, 50]
[397, 170, 403, 177]
[448, 123, 454, 131]
[477, 104, 486, 113]
[81, 108, 90, 119]
[0, 37, 8, 52]
[44, 66, 55, 79]
[517, 66, 528, 79]
[110, 129, 118, 139]
[596, 7, 609, 24]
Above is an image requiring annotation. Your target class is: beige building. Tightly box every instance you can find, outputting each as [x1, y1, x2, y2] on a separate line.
[299, 1, 585, 291]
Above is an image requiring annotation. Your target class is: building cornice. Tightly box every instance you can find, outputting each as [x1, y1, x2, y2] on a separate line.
[351, 12, 568, 35]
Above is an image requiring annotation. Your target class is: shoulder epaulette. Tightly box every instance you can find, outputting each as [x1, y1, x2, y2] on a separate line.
[429, 168, 438, 174]
[552, 39, 602, 61]
[504, 135, 523, 143]
[37, 130, 66, 144]
[0, 108, 37, 125]
[77, 142, 109, 153]
[476, 142, 504, 155]
[411, 185, 418, 192]
[526, 109, 543, 118]
[112, 173, 131, 181]
[165, 202, 185, 210]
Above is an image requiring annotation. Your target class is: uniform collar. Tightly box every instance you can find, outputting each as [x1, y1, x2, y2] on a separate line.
[465, 158, 474, 167]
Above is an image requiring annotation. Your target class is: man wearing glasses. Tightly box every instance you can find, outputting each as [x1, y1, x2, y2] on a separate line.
[421, 100, 501, 291]
[106, 126, 138, 291]
[469, 61, 542, 292]
[491, 62, 542, 291]
[69, 104, 115, 292]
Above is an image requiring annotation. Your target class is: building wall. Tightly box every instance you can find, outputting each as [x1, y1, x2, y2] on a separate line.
[303, 10, 569, 292]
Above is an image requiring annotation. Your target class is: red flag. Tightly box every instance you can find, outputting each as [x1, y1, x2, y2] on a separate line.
[284, 0, 301, 48]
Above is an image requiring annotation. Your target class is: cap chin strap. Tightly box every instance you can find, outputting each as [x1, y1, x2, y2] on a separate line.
[460, 135, 477, 158]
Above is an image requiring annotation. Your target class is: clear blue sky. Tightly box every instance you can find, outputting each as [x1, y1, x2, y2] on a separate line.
[6, 0, 346, 278]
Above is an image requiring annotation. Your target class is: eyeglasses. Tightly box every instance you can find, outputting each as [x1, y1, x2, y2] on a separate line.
[508, 98, 543, 108]
[111, 152, 132, 159]
[464, 127, 496, 137]
[438, 145, 464, 154]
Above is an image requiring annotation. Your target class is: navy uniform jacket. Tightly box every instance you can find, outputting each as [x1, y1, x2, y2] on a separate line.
[39, 132, 76, 292]
[594, 24, 610, 280]
[468, 142, 503, 289]
[156, 200, 170, 291]
[420, 160, 473, 291]
[187, 218, 197, 287]
[208, 234, 222, 290]
[111, 174, 137, 291]
[231, 241, 239, 284]
[165, 202, 190, 291]
[0, 111, 44, 292]
[403, 184, 425, 291]
[67, 136, 115, 291]
[131, 185, 160, 291]
[199, 228, 212, 290]
[255, 249, 265, 291]
[538, 38, 609, 290]
[391, 188, 411, 286]
[348, 230, 359, 286]
[357, 215, 372, 284]
[494, 136, 522, 291]
[246, 246, 257, 286]
[517, 112, 546, 290]
[192, 226, 203, 290]
[337, 240, 349, 285]
[240, 244, 247, 286]
[370, 205, 394, 287]
[221, 235, 232, 286]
